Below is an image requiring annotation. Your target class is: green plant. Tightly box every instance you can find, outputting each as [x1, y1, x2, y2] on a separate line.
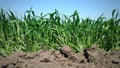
[0, 8, 120, 56]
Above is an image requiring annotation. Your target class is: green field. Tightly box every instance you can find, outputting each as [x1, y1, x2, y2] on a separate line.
[0, 9, 120, 56]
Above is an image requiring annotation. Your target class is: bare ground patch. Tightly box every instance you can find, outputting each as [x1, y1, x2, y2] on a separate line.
[0, 46, 120, 68]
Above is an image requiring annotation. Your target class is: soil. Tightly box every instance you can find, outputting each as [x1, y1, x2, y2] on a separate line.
[0, 45, 120, 68]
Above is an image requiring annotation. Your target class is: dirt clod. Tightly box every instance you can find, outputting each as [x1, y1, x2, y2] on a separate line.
[0, 46, 120, 68]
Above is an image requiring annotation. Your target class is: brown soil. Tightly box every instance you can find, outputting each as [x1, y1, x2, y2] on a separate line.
[0, 45, 120, 68]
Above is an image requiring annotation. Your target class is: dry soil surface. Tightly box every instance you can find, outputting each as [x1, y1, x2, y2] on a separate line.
[0, 46, 120, 68]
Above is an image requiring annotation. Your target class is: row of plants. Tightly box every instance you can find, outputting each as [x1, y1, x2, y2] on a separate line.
[0, 8, 120, 56]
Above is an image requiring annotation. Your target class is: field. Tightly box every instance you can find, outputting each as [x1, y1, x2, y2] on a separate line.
[0, 9, 120, 55]
[0, 9, 120, 68]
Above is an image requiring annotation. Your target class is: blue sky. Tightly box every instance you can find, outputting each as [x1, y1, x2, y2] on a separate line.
[0, 0, 120, 19]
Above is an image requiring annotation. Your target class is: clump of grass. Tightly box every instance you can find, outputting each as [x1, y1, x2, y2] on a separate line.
[0, 8, 120, 56]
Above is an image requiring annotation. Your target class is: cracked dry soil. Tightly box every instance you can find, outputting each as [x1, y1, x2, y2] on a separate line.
[0, 46, 120, 68]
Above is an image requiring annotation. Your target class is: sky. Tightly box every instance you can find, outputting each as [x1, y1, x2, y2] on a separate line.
[0, 0, 120, 19]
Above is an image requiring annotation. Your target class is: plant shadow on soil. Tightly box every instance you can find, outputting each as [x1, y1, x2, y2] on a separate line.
[0, 45, 120, 68]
